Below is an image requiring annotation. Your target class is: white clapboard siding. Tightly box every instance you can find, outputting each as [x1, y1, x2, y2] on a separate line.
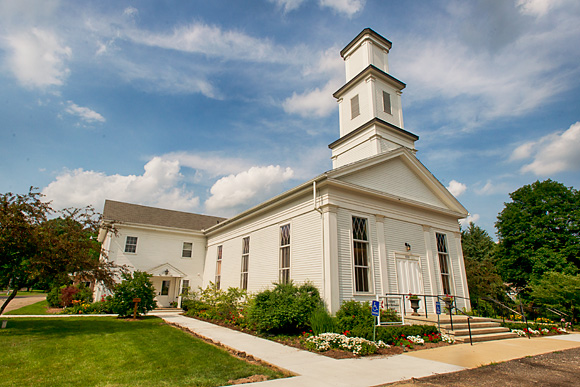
[383, 218, 432, 301]
[336, 208, 380, 306]
[290, 210, 324, 289]
[110, 227, 206, 289]
[337, 158, 446, 208]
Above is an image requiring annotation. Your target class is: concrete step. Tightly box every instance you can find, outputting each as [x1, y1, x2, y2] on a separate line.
[451, 326, 511, 336]
[441, 322, 501, 330]
[454, 331, 519, 343]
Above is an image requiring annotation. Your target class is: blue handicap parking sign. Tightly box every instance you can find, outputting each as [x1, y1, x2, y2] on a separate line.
[371, 300, 380, 316]
[436, 301, 441, 315]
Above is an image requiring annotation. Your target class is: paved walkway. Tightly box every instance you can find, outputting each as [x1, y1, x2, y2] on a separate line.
[0, 295, 45, 314]
[150, 311, 580, 386]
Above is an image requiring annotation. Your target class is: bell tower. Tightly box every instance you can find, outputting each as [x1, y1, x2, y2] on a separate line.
[329, 29, 418, 169]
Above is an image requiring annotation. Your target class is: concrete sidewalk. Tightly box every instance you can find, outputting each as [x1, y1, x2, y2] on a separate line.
[151, 311, 580, 386]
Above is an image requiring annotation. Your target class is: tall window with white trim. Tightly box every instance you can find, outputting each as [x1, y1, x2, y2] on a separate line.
[352, 216, 370, 292]
[436, 233, 452, 295]
[215, 245, 223, 289]
[279, 224, 290, 284]
[240, 237, 250, 290]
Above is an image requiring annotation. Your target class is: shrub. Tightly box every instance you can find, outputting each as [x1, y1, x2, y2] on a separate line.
[336, 300, 374, 333]
[111, 271, 157, 317]
[61, 295, 114, 314]
[182, 283, 249, 327]
[309, 304, 337, 335]
[47, 284, 92, 307]
[46, 286, 62, 307]
[248, 282, 322, 334]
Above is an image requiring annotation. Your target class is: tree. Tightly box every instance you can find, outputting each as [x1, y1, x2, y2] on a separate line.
[529, 272, 580, 323]
[495, 180, 580, 290]
[461, 222, 504, 307]
[0, 189, 120, 314]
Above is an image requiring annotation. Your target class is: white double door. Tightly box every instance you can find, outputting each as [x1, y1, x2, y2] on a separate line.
[395, 256, 424, 313]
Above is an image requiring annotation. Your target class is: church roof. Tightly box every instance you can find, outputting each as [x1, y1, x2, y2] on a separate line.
[102, 200, 226, 231]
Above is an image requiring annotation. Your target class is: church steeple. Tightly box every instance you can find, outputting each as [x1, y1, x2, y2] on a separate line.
[329, 29, 418, 169]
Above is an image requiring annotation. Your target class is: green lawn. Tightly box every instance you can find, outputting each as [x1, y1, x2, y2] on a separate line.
[1, 290, 47, 297]
[0, 317, 285, 386]
[4, 300, 51, 315]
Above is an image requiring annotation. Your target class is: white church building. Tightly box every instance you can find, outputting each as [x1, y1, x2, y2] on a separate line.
[96, 29, 470, 314]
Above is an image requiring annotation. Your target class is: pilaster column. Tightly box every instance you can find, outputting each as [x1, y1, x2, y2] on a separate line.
[375, 215, 387, 296]
[322, 205, 339, 314]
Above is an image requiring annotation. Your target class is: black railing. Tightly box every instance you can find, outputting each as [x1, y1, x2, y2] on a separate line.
[481, 296, 531, 339]
[381, 293, 474, 345]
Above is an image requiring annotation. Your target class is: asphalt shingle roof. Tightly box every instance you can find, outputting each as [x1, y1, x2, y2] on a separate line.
[102, 200, 226, 231]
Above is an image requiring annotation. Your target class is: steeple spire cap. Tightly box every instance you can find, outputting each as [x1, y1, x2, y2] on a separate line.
[340, 28, 392, 59]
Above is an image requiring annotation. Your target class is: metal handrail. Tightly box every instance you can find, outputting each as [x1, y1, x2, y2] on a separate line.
[382, 292, 474, 345]
[481, 296, 531, 339]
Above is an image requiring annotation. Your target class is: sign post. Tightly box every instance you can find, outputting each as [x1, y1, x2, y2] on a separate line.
[435, 301, 441, 332]
[371, 300, 380, 342]
[133, 298, 141, 319]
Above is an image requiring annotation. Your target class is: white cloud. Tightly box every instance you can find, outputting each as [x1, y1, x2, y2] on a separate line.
[42, 157, 199, 212]
[319, 0, 365, 16]
[283, 80, 339, 117]
[268, 0, 364, 15]
[517, 0, 562, 17]
[395, 2, 580, 131]
[64, 101, 105, 123]
[283, 47, 343, 117]
[205, 165, 294, 214]
[4, 28, 71, 88]
[269, 0, 307, 12]
[124, 22, 293, 65]
[123, 6, 138, 17]
[446, 180, 467, 197]
[165, 152, 253, 177]
[459, 213, 480, 227]
[518, 122, 580, 175]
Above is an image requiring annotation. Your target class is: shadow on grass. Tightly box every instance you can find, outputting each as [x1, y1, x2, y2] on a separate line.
[1, 316, 162, 338]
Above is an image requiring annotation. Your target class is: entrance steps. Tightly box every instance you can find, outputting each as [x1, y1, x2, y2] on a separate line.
[405, 315, 518, 343]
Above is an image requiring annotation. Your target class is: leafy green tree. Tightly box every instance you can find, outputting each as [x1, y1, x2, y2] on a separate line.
[529, 272, 580, 323]
[495, 179, 580, 290]
[461, 222, 505, 306]
[0, 189, 120, 314]
[112, 271, 157, 317]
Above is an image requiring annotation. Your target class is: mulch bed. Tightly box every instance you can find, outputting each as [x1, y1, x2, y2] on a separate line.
[183, 313, 451, 359]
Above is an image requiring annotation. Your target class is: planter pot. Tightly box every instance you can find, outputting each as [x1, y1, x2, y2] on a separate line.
[443, 298, 453, 314]
[410, 298, 421, 316]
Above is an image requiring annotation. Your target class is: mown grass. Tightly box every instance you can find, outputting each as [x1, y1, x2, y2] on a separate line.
[4, 300, 51, 315]
[0, 317, 284, 386]
[1, 290, 47, 297]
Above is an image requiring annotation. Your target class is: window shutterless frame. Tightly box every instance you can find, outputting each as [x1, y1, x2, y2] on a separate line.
[351, 216, 372, 293]
[182, 242, 193, 258]
[240, 237, 250, 290]
[215, 245, 223, 289]
[436, 233, 453, 295]
[124, 236, 138, 253]
[279, 224, 291, 284]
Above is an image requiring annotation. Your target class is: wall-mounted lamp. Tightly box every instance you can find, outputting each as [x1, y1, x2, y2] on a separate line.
[164, 269, 169, 275]
[405, 243, 411, 251]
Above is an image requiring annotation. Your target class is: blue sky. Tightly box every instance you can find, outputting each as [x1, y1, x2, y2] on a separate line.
[1, 0, 579, 237]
